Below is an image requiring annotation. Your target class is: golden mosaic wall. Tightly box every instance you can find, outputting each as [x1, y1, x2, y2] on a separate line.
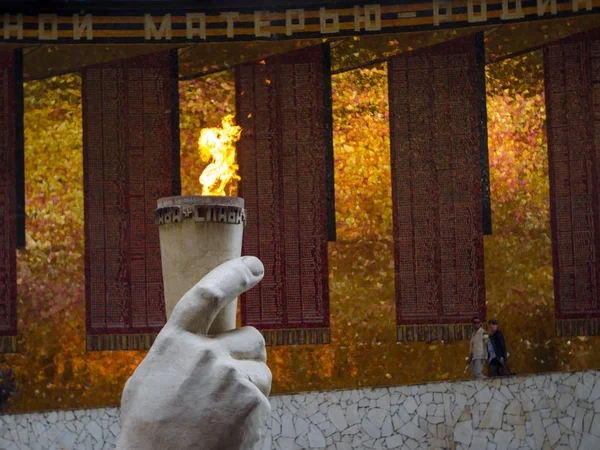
[2, 34, 600, 413]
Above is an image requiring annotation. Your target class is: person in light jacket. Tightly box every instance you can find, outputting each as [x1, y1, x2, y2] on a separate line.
[468, 316, 488, 379]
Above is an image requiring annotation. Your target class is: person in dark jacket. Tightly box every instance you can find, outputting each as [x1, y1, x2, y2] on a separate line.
[487, 319, 509, 376]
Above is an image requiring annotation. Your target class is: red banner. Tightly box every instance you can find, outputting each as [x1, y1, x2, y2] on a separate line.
[389, 34, 487, 342]
[83, 51, 175, 350]
[545, 28, 600, 337]
[237, 45, 331, 345]
[0, 51, 18, 353]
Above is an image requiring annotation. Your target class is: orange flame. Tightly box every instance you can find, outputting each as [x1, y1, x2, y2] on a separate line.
[198, 114, 241, 196]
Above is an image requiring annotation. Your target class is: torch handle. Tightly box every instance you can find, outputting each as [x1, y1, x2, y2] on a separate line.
[207, 299, 238, 335]
[156, 196, 246, 336]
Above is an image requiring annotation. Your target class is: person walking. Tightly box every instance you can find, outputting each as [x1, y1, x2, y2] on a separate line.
[468, 316, 488, 379]
[487, 318, 509, 376]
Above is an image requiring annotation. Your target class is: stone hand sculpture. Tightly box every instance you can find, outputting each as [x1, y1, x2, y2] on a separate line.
[116, 256, 272, 450]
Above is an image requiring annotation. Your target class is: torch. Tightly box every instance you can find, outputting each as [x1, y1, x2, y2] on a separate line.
[156, 115, 244, 334]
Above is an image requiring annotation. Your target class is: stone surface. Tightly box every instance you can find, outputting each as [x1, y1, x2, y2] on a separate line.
[580, 432, 600, 450]
[2, 369, 600, 449]
[454, 420, 474, 445]
[328, 405, 348, 432]
[307, 425, 326, 448]
[398, 422, 426, 440]
[480, 400, 506, 429]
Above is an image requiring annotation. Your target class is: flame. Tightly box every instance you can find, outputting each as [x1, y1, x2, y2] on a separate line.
[198, 114, 241, 196]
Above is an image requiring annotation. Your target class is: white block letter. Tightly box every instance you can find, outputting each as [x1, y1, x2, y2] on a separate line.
[3, 14, 23, 40]
[320, 7, 339, 34]
[73, 13, 93, 40]
[501, 0, 524, 20]
[254, 11, 271, 37]
[39, 14, 58, 41]
[221, 12, 239, 38]
[572, 0, 592, 11]
[186, 13, 206, 39]
[354, 5, 381, 31]
[286, 9, 305, 36]
[468, 0, 488, 22]
[433, 0, 453, 26]
[144, 14, 172, 40]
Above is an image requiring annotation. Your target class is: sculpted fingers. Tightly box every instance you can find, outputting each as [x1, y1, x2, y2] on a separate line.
[234, 360, 272, 398]
[214, 326, 267, 362]
[169, 257, 264, 335]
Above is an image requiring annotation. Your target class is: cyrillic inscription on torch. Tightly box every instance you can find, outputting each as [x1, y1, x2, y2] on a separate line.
[156, 205, 246, 226]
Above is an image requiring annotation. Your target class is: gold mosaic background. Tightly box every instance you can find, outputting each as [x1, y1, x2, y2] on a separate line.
[2, 22, 600, 413]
